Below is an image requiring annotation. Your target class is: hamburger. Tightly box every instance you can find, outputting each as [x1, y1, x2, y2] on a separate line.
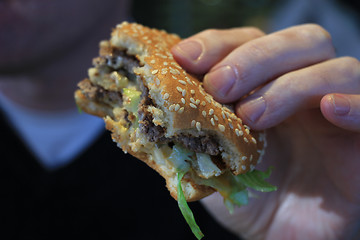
[75, 22, 276, 239]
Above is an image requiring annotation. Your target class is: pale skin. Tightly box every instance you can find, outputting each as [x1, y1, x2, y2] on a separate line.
[171, 25, 360, 240]
[2, 2, 359, 239]
[0, 0, 130, 110]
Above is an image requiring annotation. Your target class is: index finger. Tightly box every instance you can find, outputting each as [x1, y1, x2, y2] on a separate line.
[203, 24, 336, 103]
[171, 27, 264, 75]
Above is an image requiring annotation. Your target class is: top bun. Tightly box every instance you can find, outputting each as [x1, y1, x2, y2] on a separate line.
[75, 22, 267, 202]
[110, 22, 266, 175]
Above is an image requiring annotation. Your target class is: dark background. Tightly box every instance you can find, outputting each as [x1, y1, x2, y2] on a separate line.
[1, 0, 359, 239]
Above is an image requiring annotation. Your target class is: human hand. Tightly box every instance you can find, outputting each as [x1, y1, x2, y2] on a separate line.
[172, 24, 360, 240]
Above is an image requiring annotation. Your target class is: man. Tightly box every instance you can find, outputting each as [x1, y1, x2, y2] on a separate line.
[0, 1, 236, 239]
[1, 0, 359, 239]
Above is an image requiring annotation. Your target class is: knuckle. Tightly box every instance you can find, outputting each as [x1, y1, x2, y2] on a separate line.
[304, 23, 331, 38]
[341, 56, 360, 79]
[243, 27, 265, 38]
[341, 56, 360, 68]
[242, 40, 270, 62]
[300, 24, 335, 56]
[199, 28, 220, 39]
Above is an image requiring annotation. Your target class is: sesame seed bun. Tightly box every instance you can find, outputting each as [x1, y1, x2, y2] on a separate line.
[75, 22, 266, 202]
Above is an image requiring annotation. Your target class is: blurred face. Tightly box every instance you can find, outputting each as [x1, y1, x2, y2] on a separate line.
[0, 0, 127, 73]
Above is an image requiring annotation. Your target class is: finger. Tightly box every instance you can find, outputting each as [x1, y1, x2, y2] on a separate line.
[321, 94, 360, 132]
[236, 56, 360, 130]
[171, 27, 264, 75]
[203, 24, 336, 103]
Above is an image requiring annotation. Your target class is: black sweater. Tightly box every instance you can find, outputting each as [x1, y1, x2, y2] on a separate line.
[0, 112, 239, 240]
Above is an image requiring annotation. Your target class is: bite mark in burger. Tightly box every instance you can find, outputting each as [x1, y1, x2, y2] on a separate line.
[75, 22, 276, 239]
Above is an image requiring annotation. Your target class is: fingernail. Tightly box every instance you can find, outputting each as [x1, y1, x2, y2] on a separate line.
[173, 40, 203, 62]
[204, 66, 236, 98]
[239, 96, 266, 123]
[331, 94, 350, 116]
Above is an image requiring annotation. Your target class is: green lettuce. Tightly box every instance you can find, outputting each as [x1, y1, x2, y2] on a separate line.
[235, 167, 277, 193]
[167, 145, 277, 238]
[177, 171, 204, 240]
[170, 145, 204, 238]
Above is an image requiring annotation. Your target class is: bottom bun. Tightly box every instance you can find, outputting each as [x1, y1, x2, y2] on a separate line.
[75, 88, 214, 201]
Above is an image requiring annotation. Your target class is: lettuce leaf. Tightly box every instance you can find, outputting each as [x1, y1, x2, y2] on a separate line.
[167, 144, 277, 238]
[235, 167, 277, 192]
[169, 145, 203, 239]
[177, 171, 204, 240]
[168, 144, 193, 173]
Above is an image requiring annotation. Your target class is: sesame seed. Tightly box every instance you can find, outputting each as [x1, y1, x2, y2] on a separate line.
[163, 93, 169, 100]
[229, 122, 233, 129]
[176, 87, 183, 93]
[178, 107, 184, 114]
[169, 104, 175, 111]
[182, 90, 186, 97]
[150, 60, 156, 64]
[156, 78, 160, 86]
[245, 128, 250, 135]
[175, 104, 180, 111]
[192, 81, 198, 86]
[170, 68, 180, 75]
[163, 61, 168, 65]
[201, 101, 206, 106]
[172, 62, 182, 69]
[196, 122, 201, 131]
[178, 80, 187, 85]
[250, 155, 254, 162]
[218, 124, 225, 132]
[235, 129, 241, 137]
[190, 90, 195, 95]
[205, 95, 212, 103]
[209, 109, 214, 115]
[251, 137, 257, 144]
[214, 115, 218, 121]
[191, 120, 196, 127]
[202, 111, 206, 117]
[244, 137, 249, 143]
[189, 103, 197, 109]
[181, 98, 185, 104]
[161, 69, 168, 74]
[195, 99, 200, 105]
[241, 165, 247, 171]
[210, 118, 215, 126]
[152, 70, 158, 74]
[241, 156, 247, 161]
[155, 53, 168, 58]
[190, 98, 196, 104]
[172, 75, 177, 80]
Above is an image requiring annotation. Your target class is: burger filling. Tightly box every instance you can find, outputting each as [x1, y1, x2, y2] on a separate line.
[78, 47, 277, 239]
[80, 47, 276, 189]
[81, 48, 226, 180]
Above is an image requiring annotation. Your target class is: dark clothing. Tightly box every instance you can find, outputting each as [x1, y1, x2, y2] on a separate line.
[0, 113, 238, 240]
